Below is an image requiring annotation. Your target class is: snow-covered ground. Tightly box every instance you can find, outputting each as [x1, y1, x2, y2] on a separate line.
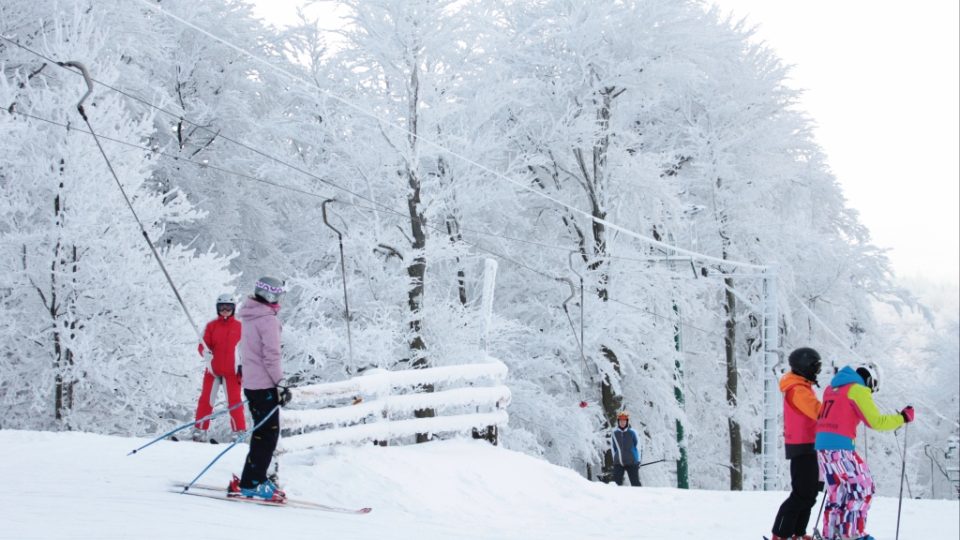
[4, 430, 957, 540]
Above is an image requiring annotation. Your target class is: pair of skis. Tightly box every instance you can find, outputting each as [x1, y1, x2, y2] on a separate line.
[171, 482, 372, 514]
[168, 436, 222, 444]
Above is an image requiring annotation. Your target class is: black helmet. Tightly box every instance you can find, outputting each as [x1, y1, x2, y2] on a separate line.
[856, 365, 879, 393]
[788, 347, 821, 381]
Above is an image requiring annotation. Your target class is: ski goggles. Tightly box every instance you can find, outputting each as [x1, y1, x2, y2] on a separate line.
[217, 303, 235, 312]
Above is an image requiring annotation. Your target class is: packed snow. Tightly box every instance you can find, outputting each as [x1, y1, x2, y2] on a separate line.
[4, 430, 957, 540]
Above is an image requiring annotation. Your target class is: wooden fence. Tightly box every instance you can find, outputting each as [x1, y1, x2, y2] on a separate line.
[279, 359, 510, 452]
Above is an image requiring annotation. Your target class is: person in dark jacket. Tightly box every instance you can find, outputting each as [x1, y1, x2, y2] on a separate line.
[226, 276, 290, 503]
[769, 347, 823, 540]
[610, 411, 642, 487]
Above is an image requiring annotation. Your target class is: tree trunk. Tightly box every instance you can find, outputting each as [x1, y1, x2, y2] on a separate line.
[580, 86, 625, 471]
[51, 165, 76, 426]
[673, 304, 689, 489]
[724, 274, 742, 490]
[406, 172, 427, 363]
[600, 345, 623, 473]
[446, 217, 467, 306]
[403, 49, 433, 443]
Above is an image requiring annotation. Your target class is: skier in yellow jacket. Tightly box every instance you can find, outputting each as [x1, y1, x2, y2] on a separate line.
[814, 364, 914, 540]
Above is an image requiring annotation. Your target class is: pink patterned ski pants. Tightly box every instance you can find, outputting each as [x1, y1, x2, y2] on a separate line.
[816, 449, 875, 539]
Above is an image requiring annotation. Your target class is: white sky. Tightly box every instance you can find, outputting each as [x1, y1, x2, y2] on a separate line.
[707, 1, 960, 286]
[251, 1, 960, 286]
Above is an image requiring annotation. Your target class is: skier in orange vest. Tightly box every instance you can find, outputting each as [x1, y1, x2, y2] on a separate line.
[769, 347, 823, 540]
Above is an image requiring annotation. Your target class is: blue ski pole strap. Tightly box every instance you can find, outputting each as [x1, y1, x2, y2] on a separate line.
[182, 404, 281, 493]
[127, 399, 248, 456]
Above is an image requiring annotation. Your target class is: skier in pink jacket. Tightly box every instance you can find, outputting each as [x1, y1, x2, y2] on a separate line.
[226, 276, 291, 503]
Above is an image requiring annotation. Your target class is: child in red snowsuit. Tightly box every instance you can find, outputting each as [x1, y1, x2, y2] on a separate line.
[193, 294, 246, 437]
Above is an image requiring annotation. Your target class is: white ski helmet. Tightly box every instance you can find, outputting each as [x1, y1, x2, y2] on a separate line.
[254, 276, 285, 304]
[216, 293, 236, 314]
[855, 364, 881, 393]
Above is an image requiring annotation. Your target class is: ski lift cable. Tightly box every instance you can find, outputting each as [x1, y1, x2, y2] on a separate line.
[3, 106, 731, 344]
[3, 107, 337, 201]
[6, 106, 737, 342]
[2, 36, 658, 269]
[1, 35, 724, 276]
[0, 35, 391, 215]
[4, 93, 570, 287]
[3, 105, 555, 282]
[1, 35, 742, 279]
[3, 30, 793, 357]
[124, 3, 768, 273]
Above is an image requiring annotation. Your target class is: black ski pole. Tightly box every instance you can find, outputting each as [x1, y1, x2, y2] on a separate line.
[127, 399, 248, 455]
[639, 458, 666, 468]
[181, 404, 281, 492]
[895, 423, 909, 540]
[811, 485, 827, 540]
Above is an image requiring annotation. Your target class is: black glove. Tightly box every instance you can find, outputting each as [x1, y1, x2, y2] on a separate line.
[278, 386, 293, 407]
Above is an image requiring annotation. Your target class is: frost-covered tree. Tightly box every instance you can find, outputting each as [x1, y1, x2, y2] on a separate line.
[661, 15, 809, 489]
[491, 0, 662, 474]
[0, 6, 235, 433]
[327, 0, 488, 370]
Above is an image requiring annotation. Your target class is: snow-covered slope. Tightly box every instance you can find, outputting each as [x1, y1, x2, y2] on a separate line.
[4, 430, 957, 540]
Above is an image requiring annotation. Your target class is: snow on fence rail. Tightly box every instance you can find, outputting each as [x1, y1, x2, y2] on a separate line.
[280, 358, 510, 451]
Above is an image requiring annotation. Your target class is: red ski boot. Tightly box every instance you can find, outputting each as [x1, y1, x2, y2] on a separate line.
[226, 474, 242, 498]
